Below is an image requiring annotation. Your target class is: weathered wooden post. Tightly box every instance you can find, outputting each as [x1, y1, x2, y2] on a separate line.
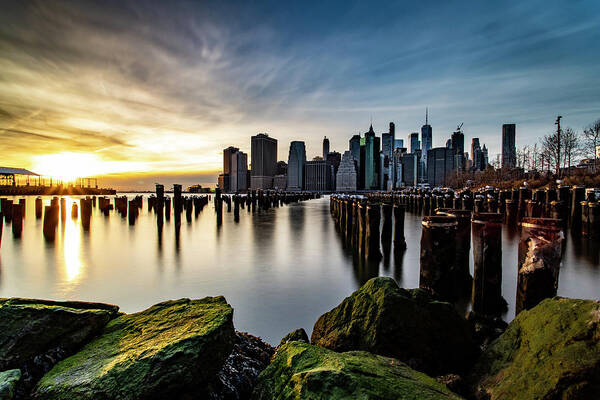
[80, 198, 92, 231]
[60, 198, 67, 221]
[471, 213, 506, 315]
[12, 204, 23, 238]
[419, 215, 458, 301]
[365, 204, 381, 260]
[35, 197, 43, 219]
[351, 201, 359, 249]
[345, 199, 353, 242]
[550, 201, 567, 226]
[393, 204, 406, 250]
[381, 203, 393, 245]
[516, 218, 563, 315]
[357, 203, 367, 257]
[446, 209, 472, 296]
[570, 186, 585, 230]
[505, 199, 517, 226]
[71, 202, 78, 219]
[581, 200, 590, 236]
[234, 196, 240, 222]
[589, 202, 600, 237]
[525, 200, 542, 218]
[43, 205, 58, 241]
[3, 200, 13, 223]
[18, 199, 25, 219]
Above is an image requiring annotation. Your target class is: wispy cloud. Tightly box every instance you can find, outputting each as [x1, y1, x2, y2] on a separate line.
[0, 0, 599, 188]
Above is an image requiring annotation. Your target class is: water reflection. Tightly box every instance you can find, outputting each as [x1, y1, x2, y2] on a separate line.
[0, 195, 599, 344]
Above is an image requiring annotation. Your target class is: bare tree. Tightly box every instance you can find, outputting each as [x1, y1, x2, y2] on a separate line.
[541, 132, 560, 175]
[561, 127, 580, 175]
[583, 119, 600, 173]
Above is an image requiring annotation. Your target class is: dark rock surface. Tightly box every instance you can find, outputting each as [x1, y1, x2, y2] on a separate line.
[311, 277, 478, 375]
[0, 370, 21, 400]
[209, 332, 275, 400]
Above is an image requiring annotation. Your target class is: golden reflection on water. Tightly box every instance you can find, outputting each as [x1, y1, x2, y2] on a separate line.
[61, 199, 83, 288]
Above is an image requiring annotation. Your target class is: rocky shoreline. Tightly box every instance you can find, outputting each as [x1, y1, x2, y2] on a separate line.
[0, 277, 598, 399]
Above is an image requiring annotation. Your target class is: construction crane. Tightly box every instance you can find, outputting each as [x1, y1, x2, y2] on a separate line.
[457, 122, 464, 132]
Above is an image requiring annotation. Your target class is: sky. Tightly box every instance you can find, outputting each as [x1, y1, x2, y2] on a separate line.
[1, 0, 599, 190]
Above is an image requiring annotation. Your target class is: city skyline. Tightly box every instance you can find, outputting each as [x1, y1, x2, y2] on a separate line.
[1, 1, 599, 190]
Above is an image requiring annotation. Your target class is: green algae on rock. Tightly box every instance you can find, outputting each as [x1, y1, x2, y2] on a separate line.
[470, 297, 600, 399]
[0, 298, 120, 392]
[33, 297, 235, 400]
[311, 277, 477, 375]
[279, 328, 309, 346]
[252, 342, 464, 400]
[0, 369, 21, 400]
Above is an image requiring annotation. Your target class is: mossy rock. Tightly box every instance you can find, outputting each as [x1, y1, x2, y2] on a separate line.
[0, 370, 21, 400]
[251, 341, 464, 399]
[33, 297, 235, 400]
[469, 297, 600, 399]
[0, 298, 119, 392]
[279, 329, 309, 346]
[311, 277, 477, 375]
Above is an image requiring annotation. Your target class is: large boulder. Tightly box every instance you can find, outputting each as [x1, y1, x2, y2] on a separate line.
[469, 297, 600, 400]
[311, 277, 477, 375]
[279, 329, 309, 346]
[0, 370, 21, 400]
[251, 342, 464, 400]
[33, 297, 235, 400]
[0, 298, 119, 392]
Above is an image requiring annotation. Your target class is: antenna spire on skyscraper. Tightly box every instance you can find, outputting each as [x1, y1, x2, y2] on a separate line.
[426, 107, 428, 125]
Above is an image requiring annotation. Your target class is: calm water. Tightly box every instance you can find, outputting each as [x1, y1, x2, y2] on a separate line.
[0, 195, 599, 344]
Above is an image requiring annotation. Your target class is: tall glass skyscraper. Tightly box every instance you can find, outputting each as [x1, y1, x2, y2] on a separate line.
[502, 124, 516, 168]
[421, 109, 432, 178]
[287, 141, 306, 191]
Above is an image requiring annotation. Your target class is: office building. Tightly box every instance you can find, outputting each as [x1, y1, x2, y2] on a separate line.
[451, 130, 465, 171]
[323, 136, 330, 159]
[502, 124, 516, 168]
[273, 175, 287, 190]
[361, 124, 379, 190]
[394, 139, 404, 150]
[230, 150, 248, 192]
[401, 152, 420, 187]
[287, 141, 306, 191]
[336, 151, 358, 191]
[349, 134, 361, 180]
[427, 147, 455, 187]
[305, 160, 333, 191]
[250, 133, 277, 189]
[409, 132, 420, 154]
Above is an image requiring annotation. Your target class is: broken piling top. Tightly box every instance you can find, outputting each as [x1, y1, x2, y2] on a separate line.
[472, 212, 503, 225]
[443, 209, 472, 219]
[421, 215, 457, 229]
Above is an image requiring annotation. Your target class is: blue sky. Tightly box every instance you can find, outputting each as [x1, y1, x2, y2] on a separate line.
[1, 0, 599, 188]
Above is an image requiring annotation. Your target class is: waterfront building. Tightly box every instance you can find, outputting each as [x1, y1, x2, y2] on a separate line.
[287, 141, 306, 191]
[336, 151, 358, 191]
[427, 147, 455, 187]
[409, 133, 420, 154]
[502, 124, 516, 168]
[273, 174, 287, 190]
[304, 160, 333, 191]
[250, 133, 277, 189]
[230, 150, 248, 192]
[323, 136, 330, 159]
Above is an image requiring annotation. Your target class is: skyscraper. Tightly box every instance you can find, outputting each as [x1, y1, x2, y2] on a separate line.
[230, 150, 248, 192]
[361, 124, 379, 190]
[451, 130, 465, 170]
[502, 124, 516, 168]
[287, 141, 306, 191]
[349, 134, 361, 180]
[471, 138, 482, 171]
[336, 151, 358, 191]
[304, 160, 333, 191]
[250, 133, 277, 189]
[427, 147, 456, 187]
[409, 133, 420, 154]
[323, 136, 330, 159]
[421, 109, 432, 172]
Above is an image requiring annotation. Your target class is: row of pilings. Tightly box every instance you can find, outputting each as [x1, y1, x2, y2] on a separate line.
[0, 186, 321, 246]
[331, 187, 572, 318]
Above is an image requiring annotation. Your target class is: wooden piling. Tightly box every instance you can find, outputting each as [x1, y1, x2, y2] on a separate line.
[393, 204, 406, 250]
[419, 215, 458, 301]
[471, 213, 506, 315]
[12, 204, 23, 238]
[516, 218, 563, 315]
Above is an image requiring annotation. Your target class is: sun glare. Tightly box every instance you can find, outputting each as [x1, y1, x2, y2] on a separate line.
[32, 152, 106, 181]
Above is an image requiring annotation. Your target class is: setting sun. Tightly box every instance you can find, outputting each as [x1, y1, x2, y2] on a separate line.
[32, 152, 107, 181]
